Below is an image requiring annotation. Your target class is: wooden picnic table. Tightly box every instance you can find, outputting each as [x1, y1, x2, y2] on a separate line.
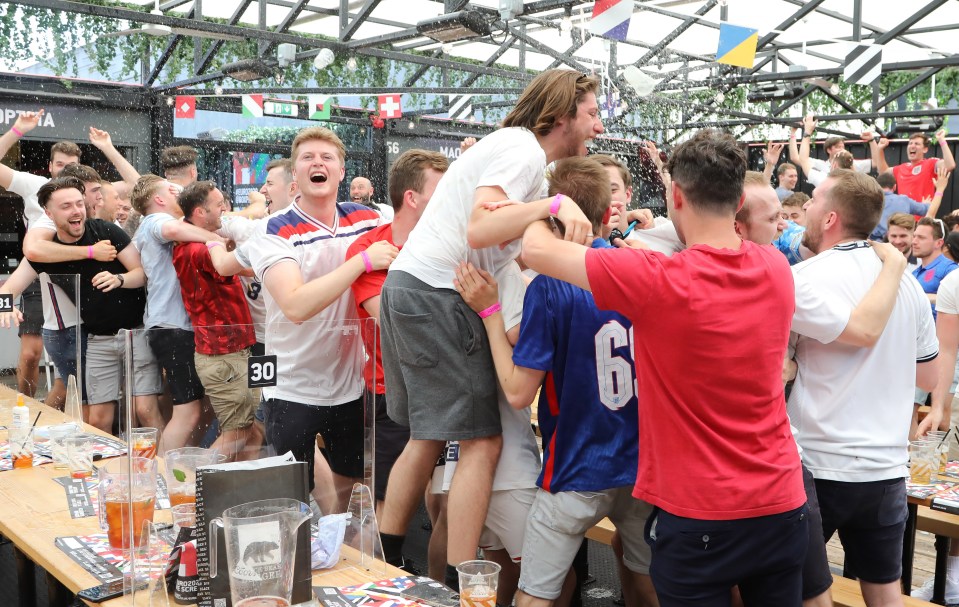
[0, 385, 404, 606]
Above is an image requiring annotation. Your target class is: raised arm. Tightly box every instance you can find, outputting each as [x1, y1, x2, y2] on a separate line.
[24, 228, 116, 263]
[0, 110, 44, 161]
[794, 116, 816, 176]
[521, 219, 590, 291]
[208, 244, 253, 278]
[876, 137, 891, 175]
[89, 127, 140, 188]
[467, 187, 592, 249]
[263, 240, 397, 323]
[160, 218, 221, 244]
[925, 164, 951, 218]
[763, 142, 784, 185]
[834, 242, 907, 347]
[936, 129, 956, 173]
[453, 262, 544, 409]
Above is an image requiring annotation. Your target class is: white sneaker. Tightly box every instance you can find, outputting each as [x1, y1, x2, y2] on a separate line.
[912, 577, 935, 600]
[911, 575, 959, 603]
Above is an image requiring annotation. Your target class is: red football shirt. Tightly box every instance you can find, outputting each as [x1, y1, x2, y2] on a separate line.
[346, 223, 394, 395]
[585, 240, 805, 520]
[172, 242, 255, 356]
[894, 157, 939, 202]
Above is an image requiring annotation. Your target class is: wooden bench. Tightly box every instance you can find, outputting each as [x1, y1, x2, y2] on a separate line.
[831, 574, 934, 607]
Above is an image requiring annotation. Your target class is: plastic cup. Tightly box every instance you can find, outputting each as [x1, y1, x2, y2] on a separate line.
[98, 457, 157, 550]
[10, 428, 33, 469]
[64, 435, 95, 479]
[171, 503, 196, 535]
[130, 427, 159, 460]
[48, 423, 80, 469]
[457, 560, 501, 607]
[910, 439, 938, 484]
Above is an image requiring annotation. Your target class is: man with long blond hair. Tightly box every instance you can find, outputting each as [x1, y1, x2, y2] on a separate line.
[377, 69, 604, 587]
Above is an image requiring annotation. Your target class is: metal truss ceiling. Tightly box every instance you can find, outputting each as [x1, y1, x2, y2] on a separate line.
[6, 0, 959, 133]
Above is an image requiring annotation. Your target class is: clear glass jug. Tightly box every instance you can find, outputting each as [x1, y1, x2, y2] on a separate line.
[210, 498, 312, 607]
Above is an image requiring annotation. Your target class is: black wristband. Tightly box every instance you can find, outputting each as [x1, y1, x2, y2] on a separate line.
[609, 228, 625, 245]
[115, 273, 124, 287]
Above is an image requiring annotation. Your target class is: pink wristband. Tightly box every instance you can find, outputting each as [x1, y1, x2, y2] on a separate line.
[206, 241, 224, 249]
[360, 251, 373, 273]
[478, 302, 501, 319]
[10, 127, 23, 138]
[935, 192, 944, 198]
[549, 193, 563, 217]
[87, 245, 93, 259]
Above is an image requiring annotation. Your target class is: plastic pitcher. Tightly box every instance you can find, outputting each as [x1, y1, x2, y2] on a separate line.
[98, 456, 157, 550]
[163, 447, 225, 507]
[210, 498, 312, 607]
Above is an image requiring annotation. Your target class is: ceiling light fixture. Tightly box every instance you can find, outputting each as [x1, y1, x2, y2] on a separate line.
[417, 11, 491, 43]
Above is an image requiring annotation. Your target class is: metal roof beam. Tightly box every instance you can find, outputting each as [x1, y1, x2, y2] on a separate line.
[672, 107, 959, 130]
[340, 0, 383, 42]
[780, 0, 935, 50]
[197, 0, 253, 75]
[874, 0, 949, 45]
[461, 35, 517, 86]
[404, 50, 442, 87]
[633, 0, 718, 68]
[875, 66, 944, 110]
[14, 0, 346, 50]
[506, 23, 591, 72]
[263, 0, 310, 56]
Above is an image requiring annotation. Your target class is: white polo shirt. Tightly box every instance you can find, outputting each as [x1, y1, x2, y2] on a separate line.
[789, 241, 939, 482]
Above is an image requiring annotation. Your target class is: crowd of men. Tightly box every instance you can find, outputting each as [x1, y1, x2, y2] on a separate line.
[0, 68, 958, 606]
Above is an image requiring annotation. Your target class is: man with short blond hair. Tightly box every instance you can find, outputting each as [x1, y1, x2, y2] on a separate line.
[247, 126, 397, 509]
[132, 173, 223, 451]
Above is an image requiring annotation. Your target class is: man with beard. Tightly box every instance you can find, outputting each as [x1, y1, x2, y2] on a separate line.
[790, 169, 938, 607]
[351, 175, 393, 220]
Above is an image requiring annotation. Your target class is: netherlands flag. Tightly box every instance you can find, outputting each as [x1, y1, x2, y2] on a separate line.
[589, 0, 632, 42]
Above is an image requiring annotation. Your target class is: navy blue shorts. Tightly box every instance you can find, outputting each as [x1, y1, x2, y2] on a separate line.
[645, 504, 808, 607]
[800, 465, 832, 600]
[814, 477, 907, 584]
[265, 396, 365, 490]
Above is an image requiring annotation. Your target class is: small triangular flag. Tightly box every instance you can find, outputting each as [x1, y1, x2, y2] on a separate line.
[716, 23, 758, 69]
[308, 94, 331, 120]
[378, 94, 403, 119]
[174, 95, 196, 119]
[242, 94, 263, 118]
[590, 0, 632, 42]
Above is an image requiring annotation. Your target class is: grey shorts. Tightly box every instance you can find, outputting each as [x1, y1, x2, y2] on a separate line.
[85, 331, 162, 404]
[518, 486, 654, 600]
[479, 487, 537, 562]
[379, 271, 500, 441]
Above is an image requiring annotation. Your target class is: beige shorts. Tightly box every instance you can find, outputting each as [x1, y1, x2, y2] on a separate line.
[194, 349, 260, 431]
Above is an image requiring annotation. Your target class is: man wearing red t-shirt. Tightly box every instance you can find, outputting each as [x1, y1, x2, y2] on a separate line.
[877, 130, 955, 201]
[172, 181, 262, 461]
[346, 150, 449, 510]
[522, 129, 807, 606]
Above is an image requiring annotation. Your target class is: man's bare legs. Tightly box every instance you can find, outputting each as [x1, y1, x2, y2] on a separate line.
[612, 531, 659, 607]
[161, 400, 201, 452]
[85, 403, 115, 434]
[485, 549, 520, 607]
[380, 439, 446, 565]
[312, 441, 338, 515]
[860, 580, 904, 607]
[135, 394, 165, 432]
[426, 491, 448, 581]
[44, 378, 66, 410]
[210, 424, 264, 462]
[446, 434, 502, 565]
[17, 334, 42, 396]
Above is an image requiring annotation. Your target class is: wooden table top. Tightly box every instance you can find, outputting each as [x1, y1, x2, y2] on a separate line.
[0, 385, 405, 606]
